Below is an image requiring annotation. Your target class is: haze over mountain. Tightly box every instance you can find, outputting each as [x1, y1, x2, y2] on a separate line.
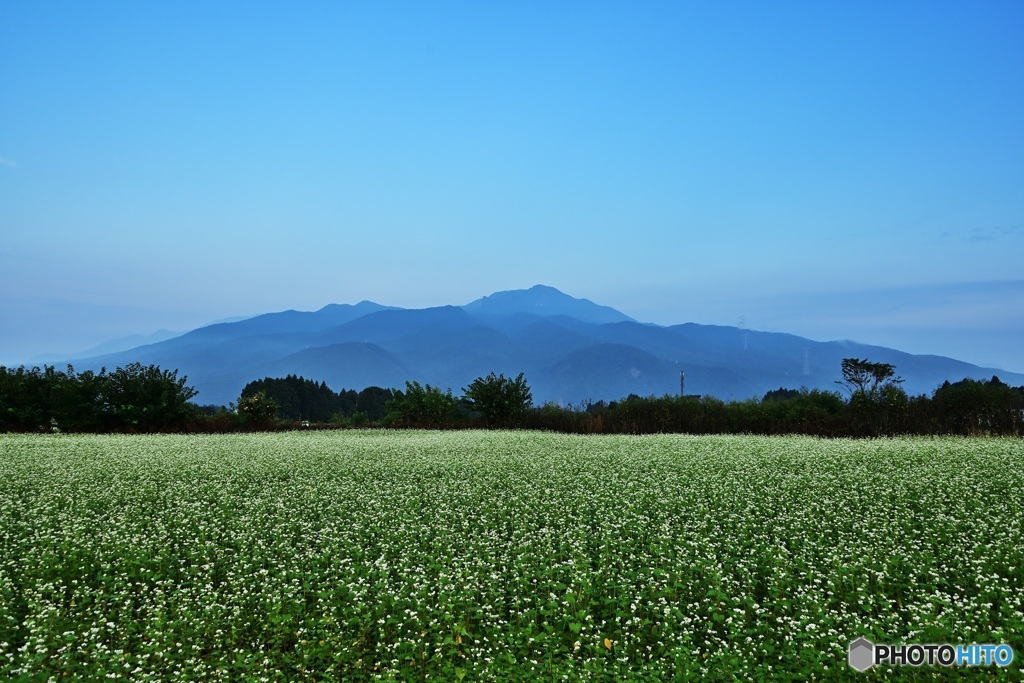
[54, 285, 1023, 408]
[29, 329, 184, 365]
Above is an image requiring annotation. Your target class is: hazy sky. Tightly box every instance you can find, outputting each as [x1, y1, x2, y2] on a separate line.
[2, 2, 1023, 372]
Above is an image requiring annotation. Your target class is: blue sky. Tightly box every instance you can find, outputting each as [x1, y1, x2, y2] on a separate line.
[2, 1, 1023, 372]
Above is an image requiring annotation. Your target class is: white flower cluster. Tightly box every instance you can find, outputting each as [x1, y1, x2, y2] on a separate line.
[0, 432, 1020, 680]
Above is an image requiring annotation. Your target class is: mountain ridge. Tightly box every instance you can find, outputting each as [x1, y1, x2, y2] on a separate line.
[52, 285, 1024, 406]
[463, 284, 635, 324]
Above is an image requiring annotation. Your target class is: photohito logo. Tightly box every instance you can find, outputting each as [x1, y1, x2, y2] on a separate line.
[849, 637, 1014, 671]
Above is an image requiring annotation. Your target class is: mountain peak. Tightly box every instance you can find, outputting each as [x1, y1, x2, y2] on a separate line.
[462, 285, 635, 325]
[52, 284, 1024, 406]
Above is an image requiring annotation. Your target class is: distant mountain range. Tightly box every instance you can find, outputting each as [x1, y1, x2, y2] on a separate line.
[30, 329, 184, 364]
[57, 285, 1024, 407]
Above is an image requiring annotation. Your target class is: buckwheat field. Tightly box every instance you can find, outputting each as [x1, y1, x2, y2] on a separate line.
[1, 431, 1021, 681]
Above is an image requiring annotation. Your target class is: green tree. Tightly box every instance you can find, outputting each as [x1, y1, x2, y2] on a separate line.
[355, 386, 400, 422]
[0, 365, 51, 431]
[100, 363, 198, 431]
[932, 376, 1024, 435]
[237, 391, 279, 426]
[836, 358, 903, 399]
[240, 375, 347, 422]
[836, 358, 907, 435]
[463, 372, 533, 428]
[51, 365, 107, 431]
[762, 387, 801, 402]
[384, 381, 460, 428]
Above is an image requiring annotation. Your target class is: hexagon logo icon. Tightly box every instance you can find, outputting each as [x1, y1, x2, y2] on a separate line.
[849, 637, 875, 672]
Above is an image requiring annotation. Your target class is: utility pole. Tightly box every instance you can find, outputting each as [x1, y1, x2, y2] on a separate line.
[679, 370, 685, 397]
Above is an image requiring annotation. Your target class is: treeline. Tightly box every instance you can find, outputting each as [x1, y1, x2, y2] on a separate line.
[524, 377, 1024, 437]
[2, 362, 1022, 436]
[236, 373, 533, 430]
[0, 364, 524, 433]
[229, 367, 1024, 437]
[239, 376, 398, 424]
[0, 363, 198, 433]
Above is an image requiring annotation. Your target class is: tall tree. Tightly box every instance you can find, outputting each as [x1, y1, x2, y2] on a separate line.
[101, 362, 198, 430]
[836, 358, 903, 399]
[385, 381, 460, 428]
[240, 375, 348, 422]
[463, 372, 533, 428]
[237, 390, 279, 426]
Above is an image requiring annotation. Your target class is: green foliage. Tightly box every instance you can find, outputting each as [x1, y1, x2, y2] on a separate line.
[101, 362, 199, 430]
[384, 381, 461, 428]
[463, 371, 533, 428]
[0, 363, 197, 432]
[932, 376, 1024, 435]
[0, 365, 57, 431]
[352, 386, 400, 422]
[762, 387, 801, 402]
[2, 432, 1022, 680]
[239, 376, 400, 424]
[4, 360, 1022, 436]
[836, 357, 903, 399]
[347, 411, 370, 428]
[236, 390, 279, 426]
[241, 375, 348, 422]
[832, 358, 909, 436]
[330, 411, 370, 428]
